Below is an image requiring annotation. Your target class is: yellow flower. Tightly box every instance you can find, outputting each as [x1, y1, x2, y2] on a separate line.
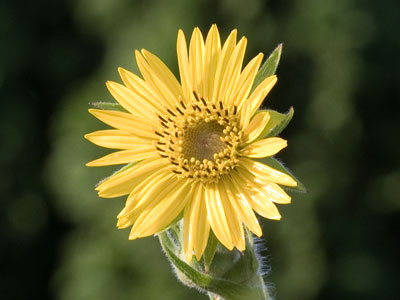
[86, 25, 297, 261]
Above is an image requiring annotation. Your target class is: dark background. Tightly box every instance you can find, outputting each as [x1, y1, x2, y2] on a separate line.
[1, 0, 399, 299]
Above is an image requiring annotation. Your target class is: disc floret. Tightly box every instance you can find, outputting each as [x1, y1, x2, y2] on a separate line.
[154, 92, 243, 182]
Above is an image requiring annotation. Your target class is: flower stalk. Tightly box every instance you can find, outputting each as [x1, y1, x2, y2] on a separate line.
[159, 223, 272, 300]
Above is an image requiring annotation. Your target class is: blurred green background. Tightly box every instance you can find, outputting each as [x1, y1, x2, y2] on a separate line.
[1, 0, 399, 299]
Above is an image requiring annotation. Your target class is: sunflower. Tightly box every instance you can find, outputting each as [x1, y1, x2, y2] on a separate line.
[85, 25, 297, 261]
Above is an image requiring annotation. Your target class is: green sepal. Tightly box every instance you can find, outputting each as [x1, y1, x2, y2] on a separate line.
[251, 43, 282, 92]
[159, 230, 212, 288]
[257, 157, 307, 193]
[90, 101, 126, 112]
[202, 231, 219, 272]
[95, 162, 140, 188]
[256, 107, 294, 139]
[112, 162, 138, 175]
[159, 227, 271, 300]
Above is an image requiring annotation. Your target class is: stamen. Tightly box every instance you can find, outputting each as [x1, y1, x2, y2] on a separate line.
[176, 106, 184, 115]
[154, 94, 242, 183]
[155, 131, 164, 137]
[180, 100, 186, 109]
[166, 108, 176, 117]
[193, 91, 200, 102]
[158, 115, 168, 123]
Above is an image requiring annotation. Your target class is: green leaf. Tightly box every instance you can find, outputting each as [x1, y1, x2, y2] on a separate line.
[159, 230, 272, 300]
[202, 231, 219, 272]
[112, 162, 138, 175]
[256, 107, 294, 139]
[257, 156, 307, 193]
[95, 162, 140, 188]
[251, 43, 282, 92]
[159, 231, 213, 288]
[90, 101, 126, 112]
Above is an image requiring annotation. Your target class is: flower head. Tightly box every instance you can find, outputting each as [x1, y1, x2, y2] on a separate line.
[86, 25, 297, 261]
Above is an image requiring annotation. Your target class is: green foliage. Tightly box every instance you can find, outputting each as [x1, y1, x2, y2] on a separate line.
[252, 43, 282, 91]
[159, 225, 271, 300]
[256, 107, 294, 139]
[202, 232, 219, 271]
[91, 101, 125, 112]
[258, 157, 307, 193]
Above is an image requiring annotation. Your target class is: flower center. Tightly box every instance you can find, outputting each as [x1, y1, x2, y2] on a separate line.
[154, 92, 243, 182]
[182, 121, 225, 161]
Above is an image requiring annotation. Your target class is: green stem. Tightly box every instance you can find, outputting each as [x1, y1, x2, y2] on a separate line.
[159, 227, 272, 300]
[245, 229, 272, 300]
[208, 293, 220, 300]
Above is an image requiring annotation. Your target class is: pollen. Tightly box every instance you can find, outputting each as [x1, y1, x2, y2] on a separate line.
[154, 92, 242, 182]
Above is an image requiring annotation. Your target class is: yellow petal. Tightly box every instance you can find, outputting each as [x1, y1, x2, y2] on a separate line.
[128, 174, 185, 239]
[219, 37, 247, 106]
[242, 112, 270, 144]
[212, 29, 237, 103]
[183, 186, 196, 261]
[189, 27, 205, 95]
[177, 30, 193, 102]
[116, 215, 133, 229]
[96, 157, 167, 198]
[85, 130, 151, 150]
[231, 53, 264, 107]
[126, 172, 177, 221]
[86, 147, 156, 167]
[135, 50, 178, 108]
[118, 67, 166, 110]
[184, 183, 210, 261]
[240, 137, 287, 158]
[205, 183, 233, 250]
[106, 81, 161, 120]
[119, 170, 177, 232]
[88, 109, 158, 140]
[239, 99, 251, 130]
[246, 75, 277, 116]
[141, 49, 183, 102]
[221, 177, 262, 237]
[240, 158, 297, 187]
[117, 167, 172, 222]
[247, 189, 282, 220]
[232, 172, 281, 220]
[131, 180, 191, 238]
[203, 24, 221, 100]
[261, 182, 291, 204]
[238, 166, 291, 204]
[217, 181, 245, 251]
